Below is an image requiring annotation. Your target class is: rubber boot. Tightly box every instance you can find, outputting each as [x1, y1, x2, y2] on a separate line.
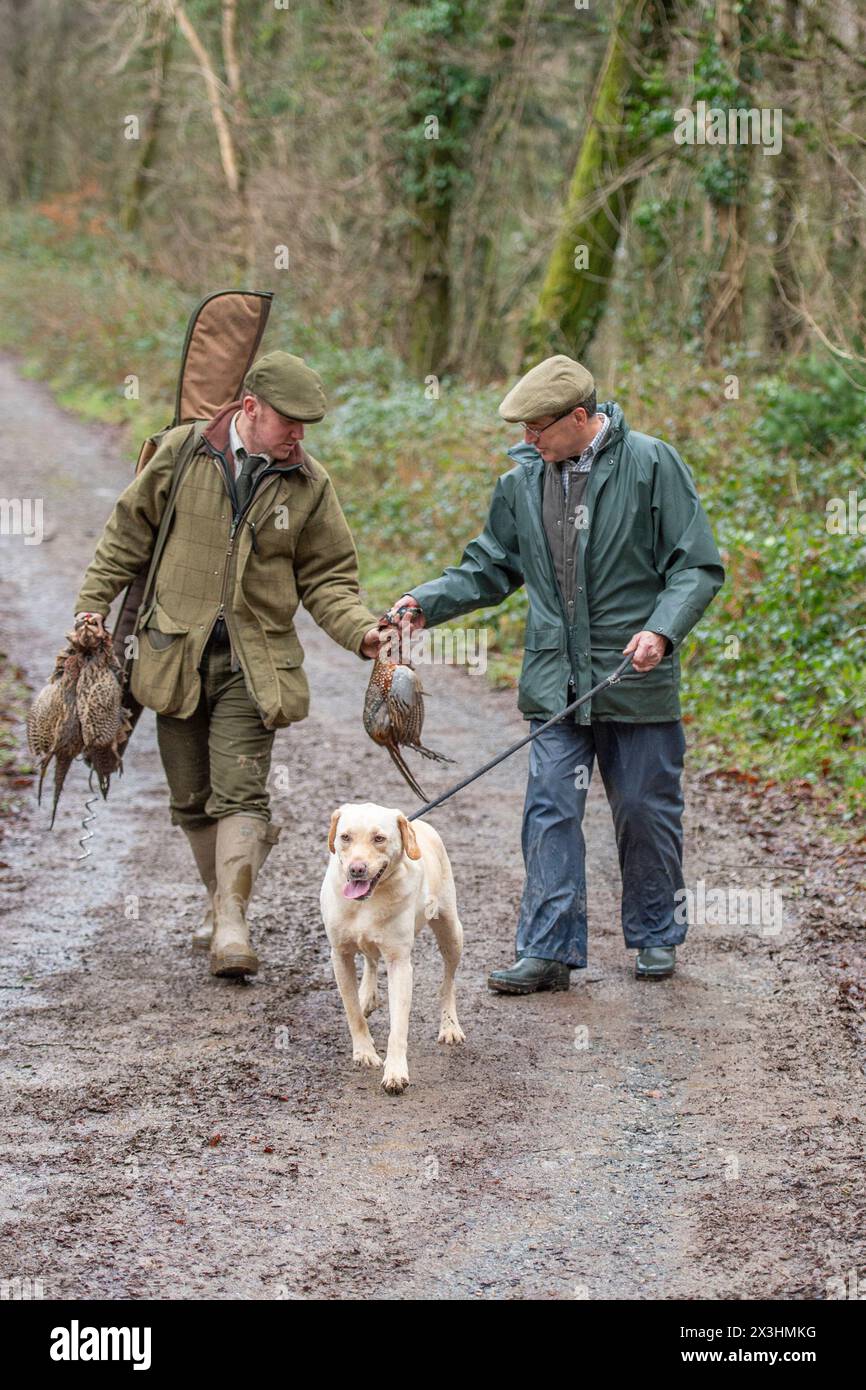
[487, 957, 570, 995]
[210, 815, 280, 978]
[635, 946, 676, 979]
[182, 823, 218, 951]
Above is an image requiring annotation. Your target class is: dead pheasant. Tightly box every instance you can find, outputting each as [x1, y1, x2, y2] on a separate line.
[363, 615, 454, 801]
[26, 616, 132, 826]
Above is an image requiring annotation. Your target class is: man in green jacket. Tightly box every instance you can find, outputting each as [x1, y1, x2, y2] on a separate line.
[75, 351, 381, 979]
[390, 355, 724, 991]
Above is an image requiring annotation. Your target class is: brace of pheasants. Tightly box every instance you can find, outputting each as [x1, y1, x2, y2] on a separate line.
[362, 606, 454, 801]
[26, 615, 132, 827]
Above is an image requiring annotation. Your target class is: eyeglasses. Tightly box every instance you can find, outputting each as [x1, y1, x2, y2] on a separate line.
[521, 409, 572, 444]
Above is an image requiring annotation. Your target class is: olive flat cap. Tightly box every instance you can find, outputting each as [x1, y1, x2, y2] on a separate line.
[243, 350, 327, 421]
[498, 355, 595, 423]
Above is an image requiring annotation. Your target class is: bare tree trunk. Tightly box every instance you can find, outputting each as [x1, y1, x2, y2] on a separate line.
[220, 0, 254, 273]
[702, 0, 756, 364]
[7, 0, 73, 199]
[451, 0, 535, 378]
[120, 13, 175, 234]
[393, 0, 491, 379]
[766, 0, 803, 353]
[168, 0, 249, 270]
[7, 0, 38, 199]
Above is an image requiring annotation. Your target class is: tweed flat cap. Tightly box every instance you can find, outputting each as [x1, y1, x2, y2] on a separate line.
[243, 350, 327, 421]
[498, 355, 595, 422]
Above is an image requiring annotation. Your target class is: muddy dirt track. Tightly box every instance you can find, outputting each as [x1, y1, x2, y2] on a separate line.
[1, 359, 864, 1301]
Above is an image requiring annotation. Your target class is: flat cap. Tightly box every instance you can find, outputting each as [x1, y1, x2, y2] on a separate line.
[498, 355, 595, 423]
[243, 350, 327, 422]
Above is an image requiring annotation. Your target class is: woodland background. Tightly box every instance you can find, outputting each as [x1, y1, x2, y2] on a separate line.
[0, 0, 864, 821]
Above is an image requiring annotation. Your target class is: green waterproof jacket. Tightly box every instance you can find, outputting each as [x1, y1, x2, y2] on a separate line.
[409, 401, 724, 724]
[74, 401, 377, 729]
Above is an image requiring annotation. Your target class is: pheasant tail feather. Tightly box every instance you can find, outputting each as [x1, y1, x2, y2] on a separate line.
[386, 744, 429, 802]
[411, 742, 456, 765]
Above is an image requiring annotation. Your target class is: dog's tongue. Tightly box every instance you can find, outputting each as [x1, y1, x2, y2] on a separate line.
[343, 879, 371, 899]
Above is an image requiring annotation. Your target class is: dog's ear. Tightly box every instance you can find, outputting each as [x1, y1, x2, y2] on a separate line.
[397, 813, 422, 861]
[328, 808, 342, 855]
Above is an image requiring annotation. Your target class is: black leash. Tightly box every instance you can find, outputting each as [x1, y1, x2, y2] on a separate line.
[407, 652, 637, 822]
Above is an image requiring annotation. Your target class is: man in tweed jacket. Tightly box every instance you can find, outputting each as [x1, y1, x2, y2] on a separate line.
[74, 351, 381, 979]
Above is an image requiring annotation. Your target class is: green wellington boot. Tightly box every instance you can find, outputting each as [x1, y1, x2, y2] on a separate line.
[488, 956, 571, 995]
[182, 823, 219, 951]
[210, 815, 280, 978]
[635, 946, 676, 980]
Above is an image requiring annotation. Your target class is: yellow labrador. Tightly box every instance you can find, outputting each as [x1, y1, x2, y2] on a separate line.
[321, 802, 465, 1094]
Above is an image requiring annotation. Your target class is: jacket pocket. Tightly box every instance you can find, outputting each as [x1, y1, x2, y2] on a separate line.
[266, 629, 305, 667]
[130, 599, 189, 716]
[590, 643, 680, 720]
[517, 623, 568, 716]
[272, 650, 310, 728]
[592, 641, 675, 685]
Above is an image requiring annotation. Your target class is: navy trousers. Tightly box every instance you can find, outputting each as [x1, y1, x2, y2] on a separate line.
[514, 719, 688, 969]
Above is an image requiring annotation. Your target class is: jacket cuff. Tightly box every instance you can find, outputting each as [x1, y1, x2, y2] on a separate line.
[73, 597, 110, 619]
[647, 627, 674, 654]
[348, 612, 379, 659]
[406, 583, 455, 628]
[647, 602, 704, 652]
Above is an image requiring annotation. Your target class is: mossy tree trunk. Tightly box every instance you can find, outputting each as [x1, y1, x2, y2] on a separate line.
[405, 143, 456, 379]
[523, 0, 674, 365]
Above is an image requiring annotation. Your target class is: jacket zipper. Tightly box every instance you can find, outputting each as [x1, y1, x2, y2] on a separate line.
[563, 425, 620, 704]
[521, 454, 600, 714]
[214, 524, 238, 666]
[522, 461, 571, 635]
[203, 447, 300, 669]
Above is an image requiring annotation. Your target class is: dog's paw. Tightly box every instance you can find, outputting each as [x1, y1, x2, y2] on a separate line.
[382, 1064, 409, 1095]
[438, 1018, 465, 1045]
[353, 1045, 382, 1068]
[359, 990, 380, 1018]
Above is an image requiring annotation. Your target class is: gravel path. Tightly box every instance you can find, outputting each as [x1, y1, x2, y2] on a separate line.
[1, 358, 863, 1300]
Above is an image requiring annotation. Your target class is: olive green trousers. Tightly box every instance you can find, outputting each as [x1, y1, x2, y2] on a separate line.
[156, 641, 275, 830]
